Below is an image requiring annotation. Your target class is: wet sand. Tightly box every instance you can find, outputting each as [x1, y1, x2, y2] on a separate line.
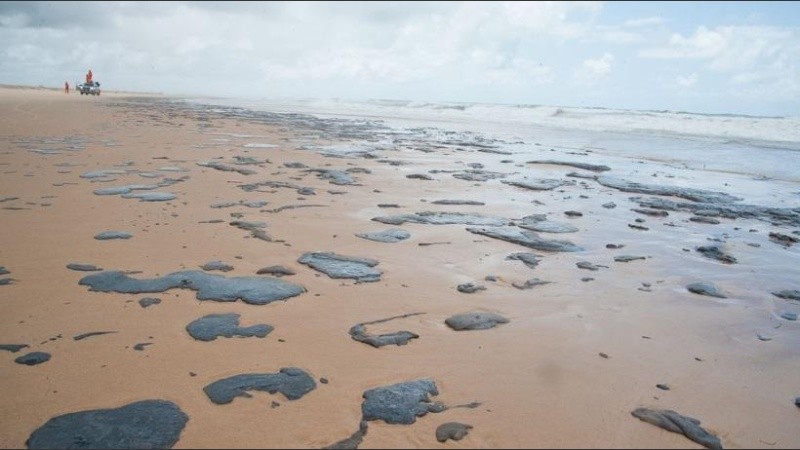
[1, 86, 799, 449]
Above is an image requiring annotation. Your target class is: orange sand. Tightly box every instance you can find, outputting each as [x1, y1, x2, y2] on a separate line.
[0, 86, 798, 449]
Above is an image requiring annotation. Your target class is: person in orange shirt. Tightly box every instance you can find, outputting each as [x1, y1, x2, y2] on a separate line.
[86, 69, 93, 84]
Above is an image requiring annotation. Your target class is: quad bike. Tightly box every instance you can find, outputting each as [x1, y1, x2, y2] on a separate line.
[78, 81, 101, 96]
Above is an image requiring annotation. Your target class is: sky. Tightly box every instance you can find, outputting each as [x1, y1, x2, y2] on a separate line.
[1, 1, 799, 116]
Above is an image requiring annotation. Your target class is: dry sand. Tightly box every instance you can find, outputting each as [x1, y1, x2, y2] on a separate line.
[0, 86, 798, 449]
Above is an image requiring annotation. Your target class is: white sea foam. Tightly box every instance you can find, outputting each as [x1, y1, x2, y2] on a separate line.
[215, 97, 800, 148]
[242, 143, 278, 148]
[187, 96, 800, 183]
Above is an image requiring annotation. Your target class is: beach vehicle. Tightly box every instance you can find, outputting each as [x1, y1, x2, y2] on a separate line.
[78, 81, 101, 96]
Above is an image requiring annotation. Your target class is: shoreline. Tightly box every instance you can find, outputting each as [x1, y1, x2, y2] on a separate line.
[0, 83, 165, 97]
[0, 86, 798, 449]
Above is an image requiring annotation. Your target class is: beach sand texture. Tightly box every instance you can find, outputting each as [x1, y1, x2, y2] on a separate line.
[1, 86, 799, 449]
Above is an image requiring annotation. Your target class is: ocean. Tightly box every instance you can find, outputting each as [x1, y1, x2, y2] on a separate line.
[186, 96, 800, 186]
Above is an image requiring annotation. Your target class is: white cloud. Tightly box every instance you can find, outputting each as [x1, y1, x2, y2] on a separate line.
[252, 2, 597, 87]
[640, 25, 795, 71]
[584, 53, 614, 76]
[594, 26, 642, 44]
[500, 1, 601, 38]
[262, 46, 432, 84]
[0, 1, 600, 94]
[731, 72, 763, 85]
[0, 2, 797, 114]
[574, 53, 614, 85]
[624, 16, 665, 28]
[640, 25, 800, 102]
[485, 58, 554, 85]
[0, 11, 26, 28]
[676, 73, 698, 88]
[640, 26, 727, 60]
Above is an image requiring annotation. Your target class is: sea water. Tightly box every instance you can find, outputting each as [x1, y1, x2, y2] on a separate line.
[185, 96, 800, 209]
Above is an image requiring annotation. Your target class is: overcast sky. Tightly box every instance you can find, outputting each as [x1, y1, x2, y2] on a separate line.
[1, 1, 799, 116]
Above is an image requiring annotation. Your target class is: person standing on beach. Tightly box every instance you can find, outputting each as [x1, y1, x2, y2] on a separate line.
[64, 82, 69, 94]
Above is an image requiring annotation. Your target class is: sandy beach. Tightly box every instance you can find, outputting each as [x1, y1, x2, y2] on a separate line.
[1, 85, 799, 449]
